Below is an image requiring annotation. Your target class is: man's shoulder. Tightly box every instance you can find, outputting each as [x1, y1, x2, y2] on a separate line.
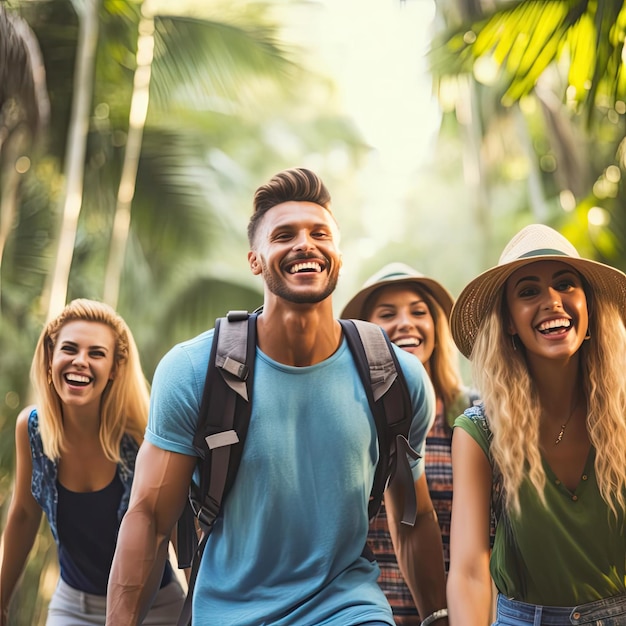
[159, 328, 215, 365]
[152, 329, 217, 394]
[391, 343, 429, 383]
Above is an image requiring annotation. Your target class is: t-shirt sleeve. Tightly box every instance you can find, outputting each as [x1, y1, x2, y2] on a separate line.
[393, 346, 436, 480]
[145, 330, 214, 457]
[453, 409, 491, 460]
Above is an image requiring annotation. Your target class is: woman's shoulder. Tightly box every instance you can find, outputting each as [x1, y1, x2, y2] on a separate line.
[16, 405, 39, 442]
[455, 402, 493, 444]
[16, 404, 37, 426]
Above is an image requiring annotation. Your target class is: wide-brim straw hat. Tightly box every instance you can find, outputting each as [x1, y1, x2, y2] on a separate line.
[450, 223, 626, 359]
[341, 262, 454, 320]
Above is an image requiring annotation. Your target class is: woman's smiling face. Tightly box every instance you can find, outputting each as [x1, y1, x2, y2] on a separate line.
[50, 320, 116, 412]
[367, 284, 435, 366]
[505, 260, 589, 363]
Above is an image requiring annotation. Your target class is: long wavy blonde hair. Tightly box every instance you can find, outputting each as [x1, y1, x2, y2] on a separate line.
[30, 298, 149, 461]
[473, 284, 626, 517]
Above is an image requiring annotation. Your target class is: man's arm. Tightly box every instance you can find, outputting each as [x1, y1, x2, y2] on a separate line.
[106, 442, 196, 625]
[385, 471, 448, 626]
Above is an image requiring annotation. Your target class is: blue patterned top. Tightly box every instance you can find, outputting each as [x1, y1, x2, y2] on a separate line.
[27, 408, 138, 543]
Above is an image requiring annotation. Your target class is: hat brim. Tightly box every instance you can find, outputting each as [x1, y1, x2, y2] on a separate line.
[341, 276, 454, 320]
[450, 254, 626, 359]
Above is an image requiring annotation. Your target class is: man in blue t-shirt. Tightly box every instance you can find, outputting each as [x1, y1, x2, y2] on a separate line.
[106, 168, 449, 626]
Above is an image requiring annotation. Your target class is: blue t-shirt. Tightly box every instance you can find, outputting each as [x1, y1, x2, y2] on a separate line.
[147, 328, 435, 625]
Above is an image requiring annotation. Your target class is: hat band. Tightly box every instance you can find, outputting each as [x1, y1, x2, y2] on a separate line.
[517, 248, 570, 259]
[379, 272, 415, 280]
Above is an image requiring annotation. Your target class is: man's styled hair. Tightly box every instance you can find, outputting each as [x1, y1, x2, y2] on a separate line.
[248, 168, 333, 245]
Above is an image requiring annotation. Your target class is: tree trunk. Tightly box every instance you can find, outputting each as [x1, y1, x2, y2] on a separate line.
[103, 4, 155, 308]
[43, 0, 100, 321]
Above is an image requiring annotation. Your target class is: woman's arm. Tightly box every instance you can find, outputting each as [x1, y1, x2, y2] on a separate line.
[0, 408, 43, 625]
[447, 428, 494, 626]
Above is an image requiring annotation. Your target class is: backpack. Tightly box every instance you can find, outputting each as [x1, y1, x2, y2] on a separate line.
[176, 310, 418, 626]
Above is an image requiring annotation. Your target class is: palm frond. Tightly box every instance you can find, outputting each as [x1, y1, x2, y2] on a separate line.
[150, 15, 298, 112]
[430, 0, 626, 125]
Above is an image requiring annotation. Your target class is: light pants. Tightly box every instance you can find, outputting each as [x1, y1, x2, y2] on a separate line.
[46, 577, 185, 625]
[494, 593, 626, 626]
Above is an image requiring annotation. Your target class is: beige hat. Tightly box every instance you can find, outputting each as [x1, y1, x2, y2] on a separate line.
[450, 223, 626, 359]
[340, 262, 454, 320]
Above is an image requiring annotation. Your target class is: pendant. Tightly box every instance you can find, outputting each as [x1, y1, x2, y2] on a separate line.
[555, 425, 565, 445]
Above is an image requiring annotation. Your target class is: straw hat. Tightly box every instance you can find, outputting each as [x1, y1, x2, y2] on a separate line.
[340, 262, 454, 320]
[450, 223, 626, 359]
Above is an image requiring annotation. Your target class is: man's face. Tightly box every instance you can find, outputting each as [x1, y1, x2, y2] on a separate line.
[248, 201, 342, 305]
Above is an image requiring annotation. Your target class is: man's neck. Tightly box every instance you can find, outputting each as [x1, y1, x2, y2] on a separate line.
[256, 300, 341, 367]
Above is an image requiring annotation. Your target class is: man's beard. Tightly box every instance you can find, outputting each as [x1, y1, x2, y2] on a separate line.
[261, 257, 338, 304]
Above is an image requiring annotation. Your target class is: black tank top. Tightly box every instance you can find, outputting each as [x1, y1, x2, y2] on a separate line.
[57, 473, 173, 595]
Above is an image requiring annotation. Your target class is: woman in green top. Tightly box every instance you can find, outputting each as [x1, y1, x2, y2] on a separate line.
[446, 224, 626, 625]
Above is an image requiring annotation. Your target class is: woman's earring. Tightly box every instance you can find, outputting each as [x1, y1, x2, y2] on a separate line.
[511, 334, 518, 351]
[47, 368, 52, 385]
[584, 329, 591, 340]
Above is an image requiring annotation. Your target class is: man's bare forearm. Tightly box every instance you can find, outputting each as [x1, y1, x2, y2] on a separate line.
[106, 509, 170, 625]
[391, 508, 448, 622]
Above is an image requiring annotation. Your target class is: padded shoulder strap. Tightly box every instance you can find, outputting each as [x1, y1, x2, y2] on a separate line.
[339, 319, 418, 526]
[177, 311, 257, 626]
[214, 310, 253, 402]
[348, 319, 399, 401]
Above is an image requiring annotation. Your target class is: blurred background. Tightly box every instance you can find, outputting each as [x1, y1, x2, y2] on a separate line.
[2, 0, 626, 622]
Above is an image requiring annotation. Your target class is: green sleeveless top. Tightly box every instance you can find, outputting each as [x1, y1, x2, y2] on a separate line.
[455, 406, 625, 606]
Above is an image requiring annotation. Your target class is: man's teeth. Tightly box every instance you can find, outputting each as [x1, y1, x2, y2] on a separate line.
[538, 319, 571, 332]
[395, 338, 420, 347]
[66, 373, 91, 384]
[290, 262, 322, 274]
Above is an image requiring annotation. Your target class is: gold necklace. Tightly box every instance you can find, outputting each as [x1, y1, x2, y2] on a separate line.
[554, 401, 579, 445]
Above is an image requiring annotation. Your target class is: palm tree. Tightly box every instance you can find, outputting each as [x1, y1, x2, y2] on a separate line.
[430, 0, 626, 268]
[0, 1, 367, 616]
[103, 5, 299, 308]
[433, 0, 626, 125]
[42, 0, 100, 321]
[0, 3, 49, 301]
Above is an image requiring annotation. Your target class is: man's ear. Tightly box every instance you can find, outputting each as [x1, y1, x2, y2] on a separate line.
[248, 251, 262, 275]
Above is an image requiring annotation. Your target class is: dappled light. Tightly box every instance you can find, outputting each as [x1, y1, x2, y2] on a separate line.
[3, 1, 626, 623]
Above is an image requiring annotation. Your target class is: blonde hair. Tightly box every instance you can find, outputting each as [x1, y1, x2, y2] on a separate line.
[30, 298, 149, 461]
[473, 288, 626, 517]
[420, 289, 464, 419]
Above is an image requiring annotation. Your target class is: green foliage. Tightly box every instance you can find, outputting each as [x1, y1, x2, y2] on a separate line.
[1, 3, 368, 620]
[431, 0, 626, 124]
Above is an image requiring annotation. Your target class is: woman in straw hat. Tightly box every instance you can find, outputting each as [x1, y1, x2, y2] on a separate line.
[342, 263, 478, 626]
[447, 224, 626, 625]
[0, 299, 184, 625]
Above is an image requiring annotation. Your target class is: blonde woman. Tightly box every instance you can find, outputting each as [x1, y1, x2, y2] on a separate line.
[342, 263, 476, 625]
[447, 224, 626, 625]
[0, 299, 184, 625]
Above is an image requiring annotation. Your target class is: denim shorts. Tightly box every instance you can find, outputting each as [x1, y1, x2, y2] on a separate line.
[46, 576, 185, 625]
[494, 593, 626, 626]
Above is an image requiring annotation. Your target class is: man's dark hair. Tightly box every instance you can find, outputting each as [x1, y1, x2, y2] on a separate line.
[248, 168, 333, 245]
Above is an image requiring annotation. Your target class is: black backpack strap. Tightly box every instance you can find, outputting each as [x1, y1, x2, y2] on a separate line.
[339, 319, 418, 527]
[176, 311, 257, 626]
[194, 311, 254, 523]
